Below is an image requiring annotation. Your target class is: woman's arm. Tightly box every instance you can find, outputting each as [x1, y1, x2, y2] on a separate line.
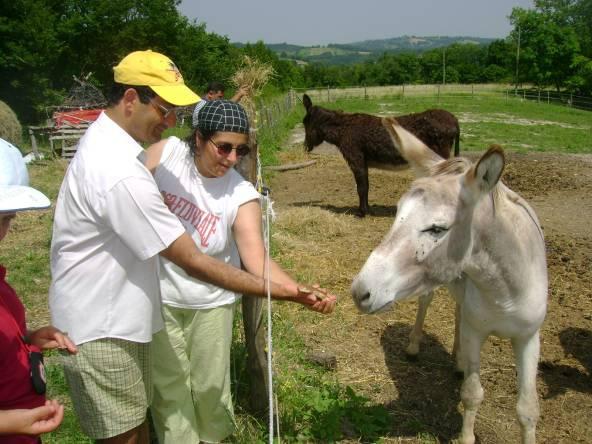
[234, 200, 295, 285]
[143, 138, 168, 174]
[233, 200, 336, 313]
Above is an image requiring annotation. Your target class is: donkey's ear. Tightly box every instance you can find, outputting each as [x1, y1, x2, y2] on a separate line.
[303, 94, 312, 110]
[381, 117, 442, 177]
[465, 145, 505, 198]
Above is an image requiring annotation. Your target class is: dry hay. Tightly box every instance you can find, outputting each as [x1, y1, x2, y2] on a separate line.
[230, 55, 275, 125]
[0, 100, 22, 145]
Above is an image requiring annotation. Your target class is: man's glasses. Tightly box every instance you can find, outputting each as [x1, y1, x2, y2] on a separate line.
[150, 99, 178, 120]
[208, 139, 250, 157]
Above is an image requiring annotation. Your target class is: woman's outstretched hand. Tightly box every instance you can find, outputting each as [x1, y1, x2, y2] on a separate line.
[295, 284, 337, 314]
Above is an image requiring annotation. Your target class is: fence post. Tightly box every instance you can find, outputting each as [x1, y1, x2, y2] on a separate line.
[547, 91, 550, 104]
[570, 92, 573, 107]
[437, 84, 440, 103]
[28, 128, 40, 159]
[327, 85, 330, 102]
[402, 84, 405, 98]
[472, 84, 474, 99]
[538, 89, 541, 103]
[523, 89, 526, 100]
[364, 84, 367, 100]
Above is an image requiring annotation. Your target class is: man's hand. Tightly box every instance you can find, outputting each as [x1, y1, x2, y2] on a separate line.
[27, 326, 78, 354]
[0, 400, 64, 436]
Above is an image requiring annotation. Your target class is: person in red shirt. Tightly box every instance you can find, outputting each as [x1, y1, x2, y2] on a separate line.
[0, 138, 77, 443]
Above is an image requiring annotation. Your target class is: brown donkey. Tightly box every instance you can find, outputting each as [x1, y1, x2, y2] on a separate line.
[302, 94, 460, 216]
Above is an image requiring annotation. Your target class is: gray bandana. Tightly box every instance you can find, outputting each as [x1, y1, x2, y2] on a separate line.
[194, 100, 249, 134]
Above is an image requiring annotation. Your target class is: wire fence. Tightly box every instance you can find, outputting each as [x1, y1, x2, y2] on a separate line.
[253, 83, 592, 135]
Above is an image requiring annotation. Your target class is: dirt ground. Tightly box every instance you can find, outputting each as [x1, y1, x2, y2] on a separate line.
[268, 126, 592, 443]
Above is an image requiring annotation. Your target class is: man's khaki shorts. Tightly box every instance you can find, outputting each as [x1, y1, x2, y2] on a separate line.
[60, 338, 151, 440]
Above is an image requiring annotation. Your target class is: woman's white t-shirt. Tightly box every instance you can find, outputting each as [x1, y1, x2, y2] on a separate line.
[154, 136, 260, 309]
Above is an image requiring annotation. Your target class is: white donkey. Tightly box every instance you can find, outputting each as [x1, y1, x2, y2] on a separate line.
[351, 118, 548, 444]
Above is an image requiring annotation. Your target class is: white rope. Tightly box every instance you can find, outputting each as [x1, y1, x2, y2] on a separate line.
[258, 147, 276, 444]
[262, 188, 274, 444]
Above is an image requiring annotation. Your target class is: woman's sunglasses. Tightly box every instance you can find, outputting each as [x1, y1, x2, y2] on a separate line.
[208, 139, 250, 157]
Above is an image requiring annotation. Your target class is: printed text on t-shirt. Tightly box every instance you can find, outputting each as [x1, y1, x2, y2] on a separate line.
[163, 192, 220, 247]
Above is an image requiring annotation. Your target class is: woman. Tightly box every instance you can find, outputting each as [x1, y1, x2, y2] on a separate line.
[144, 100, 336, 443]
[0, 139, 77, 443]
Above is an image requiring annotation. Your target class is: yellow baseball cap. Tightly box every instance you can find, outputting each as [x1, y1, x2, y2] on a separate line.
[113, 50, 200, 106]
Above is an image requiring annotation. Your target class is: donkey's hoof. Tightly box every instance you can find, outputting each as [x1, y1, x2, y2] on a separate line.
[454, 369, 465, 379]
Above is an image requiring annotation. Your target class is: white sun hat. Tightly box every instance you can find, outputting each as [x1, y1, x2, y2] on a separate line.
[0, 138, 51, 213]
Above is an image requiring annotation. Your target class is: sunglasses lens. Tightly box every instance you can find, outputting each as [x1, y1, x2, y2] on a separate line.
[217, 143, 234, 155]
[236, 145, 250, 156]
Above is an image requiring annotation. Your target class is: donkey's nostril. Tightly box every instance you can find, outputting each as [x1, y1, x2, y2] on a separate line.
[359, 292, 370, 302]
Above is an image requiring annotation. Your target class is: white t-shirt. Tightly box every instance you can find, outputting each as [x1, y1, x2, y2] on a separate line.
[49, 112, 186, 345]
[154, 136, 260, 309]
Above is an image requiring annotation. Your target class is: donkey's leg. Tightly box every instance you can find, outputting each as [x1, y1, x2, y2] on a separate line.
[453, 302, 463, 374]
[459, 322, 486, 444]
[511, 331, 541, 444]
[352, 166, 370, 216]
[406, 291, 434, 357]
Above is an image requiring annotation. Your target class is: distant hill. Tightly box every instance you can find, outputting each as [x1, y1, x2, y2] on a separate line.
[234, 35, 496, 65]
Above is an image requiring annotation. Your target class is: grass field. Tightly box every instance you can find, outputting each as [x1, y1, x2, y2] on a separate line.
[2, 94, 590, 443]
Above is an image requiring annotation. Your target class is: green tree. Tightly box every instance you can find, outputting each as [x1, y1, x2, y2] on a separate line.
[510, 7, 580, 90]
[0, 0, 63, 123]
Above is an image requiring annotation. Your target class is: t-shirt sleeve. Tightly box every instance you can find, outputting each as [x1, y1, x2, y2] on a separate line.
[103, 175, 186, 261]
[228, 174, 261, 226]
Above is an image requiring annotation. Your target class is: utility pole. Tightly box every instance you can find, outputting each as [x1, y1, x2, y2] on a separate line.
[515, 25, 521, 94]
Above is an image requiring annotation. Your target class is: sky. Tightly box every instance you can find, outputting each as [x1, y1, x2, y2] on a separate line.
[177, 0, 535, 46]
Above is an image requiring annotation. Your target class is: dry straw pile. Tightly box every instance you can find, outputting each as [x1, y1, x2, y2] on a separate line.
[0, 100, 22, 145]
[230, 55, 275, 125]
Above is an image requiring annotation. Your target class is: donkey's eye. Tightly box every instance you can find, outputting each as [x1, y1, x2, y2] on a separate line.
[422, 225, 448, 235]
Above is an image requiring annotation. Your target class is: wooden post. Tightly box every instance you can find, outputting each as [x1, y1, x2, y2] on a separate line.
[547, 91, 550, 104]
[327, 85, 330, 102]
[28, 127, 40, 159]
[234, 101, 269, 414]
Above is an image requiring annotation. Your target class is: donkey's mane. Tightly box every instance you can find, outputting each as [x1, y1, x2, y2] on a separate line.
[312, 106, 380, 126]
[430, 157, 471, 177]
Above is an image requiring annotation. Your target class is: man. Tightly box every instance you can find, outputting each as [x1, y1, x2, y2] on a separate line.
[49, 50, 335, 444]
[192, 81, 248, 127]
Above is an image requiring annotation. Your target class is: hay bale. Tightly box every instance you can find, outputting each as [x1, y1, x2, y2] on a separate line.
[0, 100, 22, 145]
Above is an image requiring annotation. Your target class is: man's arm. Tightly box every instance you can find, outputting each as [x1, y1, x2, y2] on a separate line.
[229, 85, 249, 103]
[160, 232, 298, 299]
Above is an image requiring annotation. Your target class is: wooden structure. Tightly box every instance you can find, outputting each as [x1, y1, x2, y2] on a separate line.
[28, 122, 89, 160]
[49, 123, 89, 159]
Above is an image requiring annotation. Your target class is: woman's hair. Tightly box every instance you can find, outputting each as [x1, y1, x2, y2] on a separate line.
[186, 128, 216, 156]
